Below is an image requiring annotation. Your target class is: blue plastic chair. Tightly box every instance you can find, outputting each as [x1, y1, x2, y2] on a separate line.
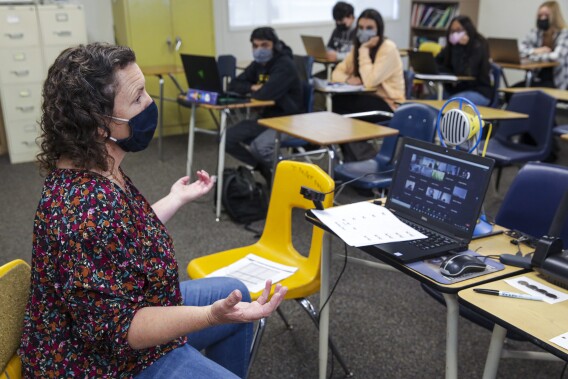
[488, 62, 502, 108]
[333, 103, 438, 193]
[482, 91, 557, 190]
[403, 69, 415, 100]
[553, 124, 568, 136]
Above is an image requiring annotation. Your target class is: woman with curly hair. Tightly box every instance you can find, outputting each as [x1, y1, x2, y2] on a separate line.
[20, 43, 286, 379]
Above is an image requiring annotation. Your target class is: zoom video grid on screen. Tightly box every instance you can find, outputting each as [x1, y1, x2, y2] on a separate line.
[389, 144, 493, 234]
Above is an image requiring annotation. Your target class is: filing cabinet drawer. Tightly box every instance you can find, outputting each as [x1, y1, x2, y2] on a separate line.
[0, 5, 40, 47]
[4, 118, 40, 163]
[38, 4, 87, 46]
[0, 48, 45, 84]
[1, 83, 41, 122]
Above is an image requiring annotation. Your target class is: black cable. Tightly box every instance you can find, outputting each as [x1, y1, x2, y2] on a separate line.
[322, 170, 395, 196]
[318, 242, 349, 320]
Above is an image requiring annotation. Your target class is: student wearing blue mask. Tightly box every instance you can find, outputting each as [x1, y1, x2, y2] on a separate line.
[21, 43, 286, 379]
[435, 15, 492, 106]
[331, 8, 405, 161]
[225, 27, 302, 183]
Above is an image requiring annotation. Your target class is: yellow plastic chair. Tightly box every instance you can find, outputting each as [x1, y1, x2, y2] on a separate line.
[187, 160, 352, 378]
[418, 40, 443, 57]
[0, 259, 31, 379]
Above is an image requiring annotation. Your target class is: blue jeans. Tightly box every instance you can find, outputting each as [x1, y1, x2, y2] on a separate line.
[446, 90, 491, 107]
[135, 277, 253, 379]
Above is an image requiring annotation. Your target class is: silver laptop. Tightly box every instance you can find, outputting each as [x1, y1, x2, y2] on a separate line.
[487, 38, 529, 64]
[301, 35, 328, 60]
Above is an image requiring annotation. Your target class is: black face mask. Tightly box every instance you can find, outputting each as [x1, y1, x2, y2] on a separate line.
[336, 23, 348, 32]
[109, 101, 158, 152]
[537, 18, 550, 31]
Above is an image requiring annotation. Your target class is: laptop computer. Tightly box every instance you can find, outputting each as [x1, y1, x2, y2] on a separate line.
[408, 50, 443, 75]
[180, 53, 249, 105]
[301, 35, 329, 60]
[487, 38, 528, 64]
[370, 137, 495, 263]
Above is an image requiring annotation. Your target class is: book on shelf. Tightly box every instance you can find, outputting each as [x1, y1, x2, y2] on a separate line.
[411, 3, 459, 29]
[435, 6, 454, 29]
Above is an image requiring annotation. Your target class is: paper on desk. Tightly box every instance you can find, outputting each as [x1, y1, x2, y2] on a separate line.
[205, 254, 297, 293]
[550, 331, 568, 350]
[414, 73, 458, 81]
[313, 77, 364, 92]
[312, 201, 427, 247]
[505, 276, 568, 304]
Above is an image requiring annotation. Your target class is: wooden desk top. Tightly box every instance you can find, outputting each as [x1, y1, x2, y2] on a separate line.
[258, 111, 398, 145]
[177, 94, 274, 110]
[140, 65, 185, 76]
[500, 87, 568, 102]
[459, 271, 568, 361]
[406, 100, 529, 121]
[414, 74, 475, 83]
[315, 86, 376, 94]
[314, 57, 337, 64]
[495, 61, 559, 70]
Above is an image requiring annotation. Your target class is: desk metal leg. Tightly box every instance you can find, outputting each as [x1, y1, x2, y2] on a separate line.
[326, 93, 332, 112]
[442, 293, 459, 379]
[271, 131, 282, 188]
[482, 324, 507, 379]
[525, 70, 534, 87]
[437, 82, 444, 101]
[158, 74, 164, 161]
[215, 109, 229, 222]
[186, 103, 196, 177]
[319, 232, 332, 379]
[326, 63, 332, 81]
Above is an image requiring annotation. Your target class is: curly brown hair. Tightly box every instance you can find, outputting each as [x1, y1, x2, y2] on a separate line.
[37, 43, 136, 173]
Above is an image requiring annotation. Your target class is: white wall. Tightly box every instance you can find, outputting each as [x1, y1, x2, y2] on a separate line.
[213, 0, 411, 66]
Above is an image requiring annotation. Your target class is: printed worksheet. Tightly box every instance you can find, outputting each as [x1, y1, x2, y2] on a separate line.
[206, 254, 297, 293]
[312, 201, 427, 247]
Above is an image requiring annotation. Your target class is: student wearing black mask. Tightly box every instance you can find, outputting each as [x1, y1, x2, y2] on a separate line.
[326, 1, 357, 62]
[519, 1, 568, 88]
[435, 15, 491, 106]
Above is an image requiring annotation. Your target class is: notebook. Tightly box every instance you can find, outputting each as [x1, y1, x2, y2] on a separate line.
[408, 50, 457, 81]
[487, 38, 528, 65]
[372, 138, 495, 263]
[301, 35, 329, 60]
[180, 53, 249, 105]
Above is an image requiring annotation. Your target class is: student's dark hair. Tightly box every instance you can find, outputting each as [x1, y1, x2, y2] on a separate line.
[442, 15, 487, 70]
[37, 43, 136, 173]
[250, 26, 283, 52]
[333, 1, 354, 21]
[353, 8, 385, 78]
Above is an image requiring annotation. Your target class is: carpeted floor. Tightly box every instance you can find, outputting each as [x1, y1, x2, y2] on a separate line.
[1, 129, 567, 378]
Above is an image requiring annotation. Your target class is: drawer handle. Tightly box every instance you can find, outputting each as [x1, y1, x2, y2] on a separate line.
[54, 30, 72, 37]
[5, 32, 24, 39]
[16, 106, 34, 113]
[11, 70, 30, 77]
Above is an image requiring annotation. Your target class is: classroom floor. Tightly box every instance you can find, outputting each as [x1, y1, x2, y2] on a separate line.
[1, 129, 567, 378]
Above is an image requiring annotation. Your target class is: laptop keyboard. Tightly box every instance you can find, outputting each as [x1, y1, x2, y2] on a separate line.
[401, 219, 454, 250]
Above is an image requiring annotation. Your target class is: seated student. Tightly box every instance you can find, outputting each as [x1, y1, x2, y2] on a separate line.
[519, 0, 568, 89]
[225, 27, 302, 183]
[435, 15, 492, 106]
[326, 1, 357, 62]
[331, 8, 405, 161]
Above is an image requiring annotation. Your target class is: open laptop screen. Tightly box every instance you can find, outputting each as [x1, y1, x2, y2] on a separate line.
[386, 138, 495, 240]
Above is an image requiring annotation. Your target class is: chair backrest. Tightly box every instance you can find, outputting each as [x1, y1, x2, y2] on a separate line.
[495, 91, 557, 158]
[0, 259, 30, 376]
[302, 81, 315, 113]
[403, 69, 415, 99]
[293, 54, 314, 83]
[418, 41, 442, 57]
[374, 103, 439, 167]
[495, 162, 568, 248]
[217, 54, 237, 91]
[259, 161, 334, 281]
[488, 62, 502, 108]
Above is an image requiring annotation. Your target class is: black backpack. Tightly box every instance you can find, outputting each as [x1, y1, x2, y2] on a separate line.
[220, 166, 269, 224]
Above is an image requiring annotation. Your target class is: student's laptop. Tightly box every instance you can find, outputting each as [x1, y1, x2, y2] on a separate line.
[408, 50, 444, 75]
[180, 54, 249, 105]
[301, 35, 329, 60]
[371, 138, 495, 263]
[487, 38, 528, 65]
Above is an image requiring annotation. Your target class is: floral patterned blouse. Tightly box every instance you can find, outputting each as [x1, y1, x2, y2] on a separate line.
[19, 169, 186, 378]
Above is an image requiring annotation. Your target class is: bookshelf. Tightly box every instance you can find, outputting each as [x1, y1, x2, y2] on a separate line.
[409, 0, 479, 49]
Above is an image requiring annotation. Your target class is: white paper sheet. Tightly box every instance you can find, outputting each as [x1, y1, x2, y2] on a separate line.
[313, 77, 364, 92]
[312, 202, 427, 247]
[550, 331, 568, 350]
[504, 276, 568, 304]
[205, 254, 297, 293]
[414, 73, 458, 81]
